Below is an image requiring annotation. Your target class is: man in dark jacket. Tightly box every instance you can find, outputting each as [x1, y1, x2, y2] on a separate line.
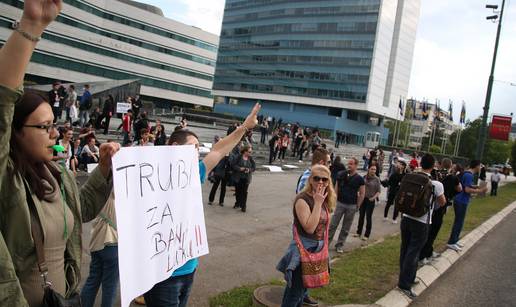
[101, 95, 115, 134]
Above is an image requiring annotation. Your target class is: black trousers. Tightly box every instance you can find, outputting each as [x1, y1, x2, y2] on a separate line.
[298, 148, 306, 161]
[357, 198, 375, 238]
[279, 147, 287, 160]
[420, 206, 446, 260]
[384, 192, 399, 220]
[491, 181, 499, 196]
[235, 179, 250, 210]
[208, 176, 227, 204]
[269, 147, 278, 164]
[399, 217, 429, 290]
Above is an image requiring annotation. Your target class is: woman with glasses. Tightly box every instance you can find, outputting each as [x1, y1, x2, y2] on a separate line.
[278, 165, 336, 306]
[231, 145, 256, 212]
[0, 1, 119, 305]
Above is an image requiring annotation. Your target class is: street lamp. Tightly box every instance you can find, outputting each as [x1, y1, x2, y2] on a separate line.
[476, 0, 506, 161]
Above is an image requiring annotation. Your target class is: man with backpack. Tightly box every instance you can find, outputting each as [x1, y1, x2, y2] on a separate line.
[419, 158, 462, 263]
[328, 157, 365, 254]
[79, 84, 92, 127]
[397, 154, 446, 298]
[447, 160, 488, 251]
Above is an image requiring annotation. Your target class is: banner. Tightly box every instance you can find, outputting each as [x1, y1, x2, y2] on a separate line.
[112, 146, 209, 307]
[116, 102, 131, 114]
[489, 115, 512, 141]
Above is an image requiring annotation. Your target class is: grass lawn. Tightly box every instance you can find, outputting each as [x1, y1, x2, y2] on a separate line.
[209, 182, 516, 306]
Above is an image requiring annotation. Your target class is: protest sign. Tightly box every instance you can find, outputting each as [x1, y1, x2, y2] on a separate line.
[116, 102, 131, 114]
[112, 146, 209, 307]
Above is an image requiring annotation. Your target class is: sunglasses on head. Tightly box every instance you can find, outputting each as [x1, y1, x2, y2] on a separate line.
[312, 176, 329, 183]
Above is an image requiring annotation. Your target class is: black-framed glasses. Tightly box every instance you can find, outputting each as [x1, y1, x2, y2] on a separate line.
[23, 123, 58, 133]
[312, 176, 329, 183]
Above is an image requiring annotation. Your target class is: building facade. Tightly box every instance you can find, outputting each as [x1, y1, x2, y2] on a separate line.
[406, 99, 459, 150]
[0, 0, 218, 107]
[212, 0, 420, 143]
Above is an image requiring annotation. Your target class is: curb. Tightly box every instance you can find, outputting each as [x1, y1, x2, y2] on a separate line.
[368, 200, 516, 307]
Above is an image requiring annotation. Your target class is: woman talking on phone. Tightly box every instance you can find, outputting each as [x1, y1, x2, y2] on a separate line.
[277, 165, 336, 306]
[0, 1, 119, 305]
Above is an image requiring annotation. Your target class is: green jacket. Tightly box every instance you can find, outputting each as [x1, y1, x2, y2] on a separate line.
[0, 85, 112, 306]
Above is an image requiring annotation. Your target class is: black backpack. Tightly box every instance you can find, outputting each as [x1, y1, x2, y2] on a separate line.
[438, 170, 459, 206]
[395, 172, 433, 218]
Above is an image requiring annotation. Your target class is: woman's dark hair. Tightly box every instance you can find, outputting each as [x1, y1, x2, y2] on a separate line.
[10, 92, 60, 200]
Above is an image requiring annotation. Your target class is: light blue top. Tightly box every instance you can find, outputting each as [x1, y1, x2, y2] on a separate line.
[171, 160, 206, 277]
[296, 168, 311, 194]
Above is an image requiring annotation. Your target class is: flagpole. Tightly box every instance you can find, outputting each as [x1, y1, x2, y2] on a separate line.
[392, 111, 399, 147]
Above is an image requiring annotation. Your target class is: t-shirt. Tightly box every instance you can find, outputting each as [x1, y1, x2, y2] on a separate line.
[171, 160, 206, 277]
[337, 172, 365, 205]
[404, 176, 444, 224]
[296, 169, 311, 194]
[454, 171, 474, 205]
[491, 173, 501, 183]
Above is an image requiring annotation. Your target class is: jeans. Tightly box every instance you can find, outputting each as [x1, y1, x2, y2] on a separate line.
[102, 115, 112, 134]
[81, 245, 119, 307]
[52, 106, 62, 123]
[144, 272, 195, 307]
[328, 202, 357, 247]
[298, 148, 305, 161]
[491, 181, 499, 196]
[260, 128, 267, 144]
[79, 110, 90, 127]
[420, 206, 446, 260]
[65, 106, 71, 122]
[357, 199, 375, 238]
[448, 201, 469, 245]
[279, 147, 287, 160]
[122, 131, 131, 145]
[281, 265, 304, 307]
[209, 175, 227, 204]
[398, 217, 429, 290]
[384, 192, 399, 220]
[235, 178, 250, 210]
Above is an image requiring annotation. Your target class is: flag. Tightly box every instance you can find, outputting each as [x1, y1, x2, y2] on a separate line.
[460, 101, 466, 124]
[412, 99, 417, 119]
[434, 99, 441, 121]
[448, 100, 453, 121]
[399, 98, 404, 116]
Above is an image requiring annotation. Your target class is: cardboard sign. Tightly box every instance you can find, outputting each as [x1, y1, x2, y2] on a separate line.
[116, 102, 131, 114]
[112, 146, 209, 307]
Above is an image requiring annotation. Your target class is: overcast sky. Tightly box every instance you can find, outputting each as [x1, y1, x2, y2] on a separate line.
[139, 0, 516, 123]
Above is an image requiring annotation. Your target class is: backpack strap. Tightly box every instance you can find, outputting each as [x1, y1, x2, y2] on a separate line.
[23, 180, 52, 289]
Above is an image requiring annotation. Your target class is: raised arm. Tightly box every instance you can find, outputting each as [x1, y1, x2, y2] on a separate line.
[203, 103, 260, 174]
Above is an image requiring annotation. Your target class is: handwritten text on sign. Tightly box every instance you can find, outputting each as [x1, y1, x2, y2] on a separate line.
[112, 146, 209, 307]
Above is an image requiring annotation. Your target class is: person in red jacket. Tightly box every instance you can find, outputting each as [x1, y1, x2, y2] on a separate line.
[121, 110, 132, 145]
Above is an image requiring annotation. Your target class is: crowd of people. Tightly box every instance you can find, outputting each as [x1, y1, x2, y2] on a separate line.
[0, 2, 509, 307]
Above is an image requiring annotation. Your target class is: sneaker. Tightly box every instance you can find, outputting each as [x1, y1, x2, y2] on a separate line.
[431, 251, 441, 259]
[447, 244, 462, 252]
[361, 236, 368, 241]
[208, 202, 213, 206]
[219, 203, 224, 207]
[420, 258, 431, 265]
[336, 246, 344, 254]
[302, 295, 319, 306]
[298, 160, 303, 163]
[241, 208, 246, 213]
[233, 204, 240, 209]
[411, 280, 420, 286]
[352, 233, 360, 238]
[456, 242, 465, 248]
[392, 219, 398, 224]
[383, 217, 388, 222]
[397, 287, 417, 299]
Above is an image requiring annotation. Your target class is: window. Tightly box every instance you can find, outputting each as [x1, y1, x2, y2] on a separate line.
[347, 111, 359, 121]
[328, 108, 342, 117]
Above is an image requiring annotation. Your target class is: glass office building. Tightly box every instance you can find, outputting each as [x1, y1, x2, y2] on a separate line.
[213, 0, 420, 141]
[0, 0, 218, 107]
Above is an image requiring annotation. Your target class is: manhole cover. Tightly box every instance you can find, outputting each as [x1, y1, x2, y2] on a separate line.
[253, 285, 284, 307]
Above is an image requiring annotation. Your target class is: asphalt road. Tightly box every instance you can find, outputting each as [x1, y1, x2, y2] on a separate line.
[411, 209, 516, 307]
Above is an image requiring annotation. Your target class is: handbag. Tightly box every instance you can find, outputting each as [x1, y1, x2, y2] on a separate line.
[292, 206, 330, 289]
[24, 182, 82, 307]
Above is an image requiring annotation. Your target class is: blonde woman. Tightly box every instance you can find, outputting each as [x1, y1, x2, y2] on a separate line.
[277, 165, 336, 306]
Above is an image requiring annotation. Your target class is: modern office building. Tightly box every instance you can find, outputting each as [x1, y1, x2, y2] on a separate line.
[213, 0, 421, 143]
[0, 0, 218, 107]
